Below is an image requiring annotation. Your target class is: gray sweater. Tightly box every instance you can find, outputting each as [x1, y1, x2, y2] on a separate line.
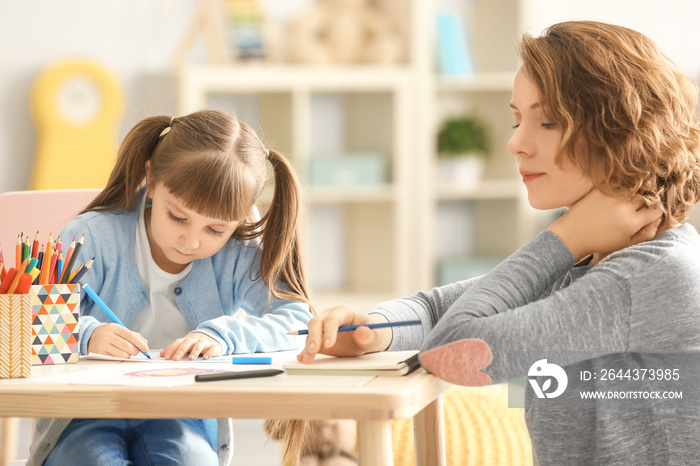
[371, 224, 700, 465]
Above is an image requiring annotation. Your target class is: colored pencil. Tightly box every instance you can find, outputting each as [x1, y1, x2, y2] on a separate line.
[81, 283, 151, 359]
[46, 233, 53, 254]
[34, 246, 44, 285]
[56, 252, 64, 286]
[66, 263, 83, 284]
[22, 236, 30, 262]
[39, 239, 53, 285]
[31, 231, 39, 259]
[69, 257, 93, 284]
[48, 252, 59, 284]
[16, 258, 31, 276]
[288, 319, 423, 336]
[15, 235, 21, 270]
[61, 235, 82, 284]
[59, 237, 75, 284]
[53, 237, 62, 283]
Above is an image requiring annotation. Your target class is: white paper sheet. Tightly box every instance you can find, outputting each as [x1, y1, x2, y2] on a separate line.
[82, 349, 299, 363]
[27, 350, 374, 387]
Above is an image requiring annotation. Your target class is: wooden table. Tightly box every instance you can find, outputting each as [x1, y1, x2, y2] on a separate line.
[0, 362, 450, 465]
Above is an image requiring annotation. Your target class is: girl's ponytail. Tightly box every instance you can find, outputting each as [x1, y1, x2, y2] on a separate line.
[258, 149, 311, 305]
[82, 115, 172, 213]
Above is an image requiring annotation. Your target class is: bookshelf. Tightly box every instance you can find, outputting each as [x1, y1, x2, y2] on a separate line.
[177, 64, 413, 309]
[176, 0, 546, 308]
[416, 0, 552, 287]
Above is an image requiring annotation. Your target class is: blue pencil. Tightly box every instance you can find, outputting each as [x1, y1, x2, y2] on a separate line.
[81, 282, 151, 359]
[288, 319, 422, 336]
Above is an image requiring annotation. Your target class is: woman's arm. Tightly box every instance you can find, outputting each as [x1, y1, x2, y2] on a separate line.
[422, 230, 627, 382]
[295, 277, 481, 362]
[421, 190, 664, 385]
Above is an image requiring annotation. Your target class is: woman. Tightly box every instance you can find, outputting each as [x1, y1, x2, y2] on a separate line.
[298, 21, 700, 465]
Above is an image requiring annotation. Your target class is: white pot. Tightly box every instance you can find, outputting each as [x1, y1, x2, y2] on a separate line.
[438, 155, 485, 188]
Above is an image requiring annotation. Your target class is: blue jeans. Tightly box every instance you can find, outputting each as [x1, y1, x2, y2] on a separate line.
[44, 418, 218, 466]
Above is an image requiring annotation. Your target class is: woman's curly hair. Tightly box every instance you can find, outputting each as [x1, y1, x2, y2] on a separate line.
[519, 20, 700, 226]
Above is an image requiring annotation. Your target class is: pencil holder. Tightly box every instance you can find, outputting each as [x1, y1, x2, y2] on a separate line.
[0, 284, 81, 377]
[0, 294, 32, 378]
[30, 284, 80, 365]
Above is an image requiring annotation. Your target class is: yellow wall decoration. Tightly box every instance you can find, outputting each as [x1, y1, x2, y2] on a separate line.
[29, 59, 124, 190]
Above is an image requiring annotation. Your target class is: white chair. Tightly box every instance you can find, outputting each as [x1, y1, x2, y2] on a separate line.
[0, 189, 100, 466]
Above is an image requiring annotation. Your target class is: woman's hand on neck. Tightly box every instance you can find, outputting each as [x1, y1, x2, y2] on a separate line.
[548, 189, 664, 262]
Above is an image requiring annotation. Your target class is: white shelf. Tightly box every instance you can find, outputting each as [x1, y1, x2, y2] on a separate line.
[309, 186, 398, 204]
[435, 72, 516, 93]
[311, 291, 397, 313]
[435, 179, 524, 200]
[415, 0, 540, 288]
[181, 64, 411, 92]
[178, 44, 414, 299]
[177, 0, 538, 301]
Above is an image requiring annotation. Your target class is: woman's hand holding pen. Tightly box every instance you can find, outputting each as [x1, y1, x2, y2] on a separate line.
[88, 323, 150, 359]
[162, 332, 222, 361]
[548, 189, 664, 262]
[296, 305, 393, 363]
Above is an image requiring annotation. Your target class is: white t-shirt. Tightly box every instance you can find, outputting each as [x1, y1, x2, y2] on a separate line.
[131, 198, 192, 348]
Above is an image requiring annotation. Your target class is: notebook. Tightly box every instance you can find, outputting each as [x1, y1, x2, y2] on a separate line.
[282, 350, 421, 376]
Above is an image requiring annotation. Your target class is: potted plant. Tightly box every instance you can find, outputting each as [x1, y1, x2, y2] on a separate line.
[436, 115, 491, 187]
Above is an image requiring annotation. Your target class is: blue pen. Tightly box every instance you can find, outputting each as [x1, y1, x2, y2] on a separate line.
[288, 319, 422, 336]
[81, 282, 152, 359]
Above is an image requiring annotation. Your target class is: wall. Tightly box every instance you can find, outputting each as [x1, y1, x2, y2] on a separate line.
[0, 1, 194, 192]
[2, 0, 700, 195]
[520, 0, 700, 80]
[0, 0, 310, 194]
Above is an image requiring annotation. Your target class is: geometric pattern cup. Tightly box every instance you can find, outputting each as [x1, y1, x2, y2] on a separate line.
[31, 284, 80, 365]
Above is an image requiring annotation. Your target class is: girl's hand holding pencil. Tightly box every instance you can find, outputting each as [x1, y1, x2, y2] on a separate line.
[88, 322, 151, 360]
[82, 283, 151, 359]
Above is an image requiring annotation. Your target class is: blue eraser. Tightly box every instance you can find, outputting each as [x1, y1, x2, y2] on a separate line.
[231, 356, 272, 365]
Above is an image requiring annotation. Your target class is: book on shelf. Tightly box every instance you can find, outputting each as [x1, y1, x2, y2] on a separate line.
[436, 13, 475, 75]
[282, 350, 420, 376]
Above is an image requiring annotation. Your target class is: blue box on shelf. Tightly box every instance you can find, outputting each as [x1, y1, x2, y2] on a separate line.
[308, 153, 388, 187]
[437, 257, 501, 286]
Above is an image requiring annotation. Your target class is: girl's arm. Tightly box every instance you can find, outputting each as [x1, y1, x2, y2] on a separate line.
[194, 296, 311, 354]
[193, 244, 312, 354]
[61, 216, 150, 358]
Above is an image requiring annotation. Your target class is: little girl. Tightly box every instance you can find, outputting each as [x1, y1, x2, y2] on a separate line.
[28, 110, 312, 466]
